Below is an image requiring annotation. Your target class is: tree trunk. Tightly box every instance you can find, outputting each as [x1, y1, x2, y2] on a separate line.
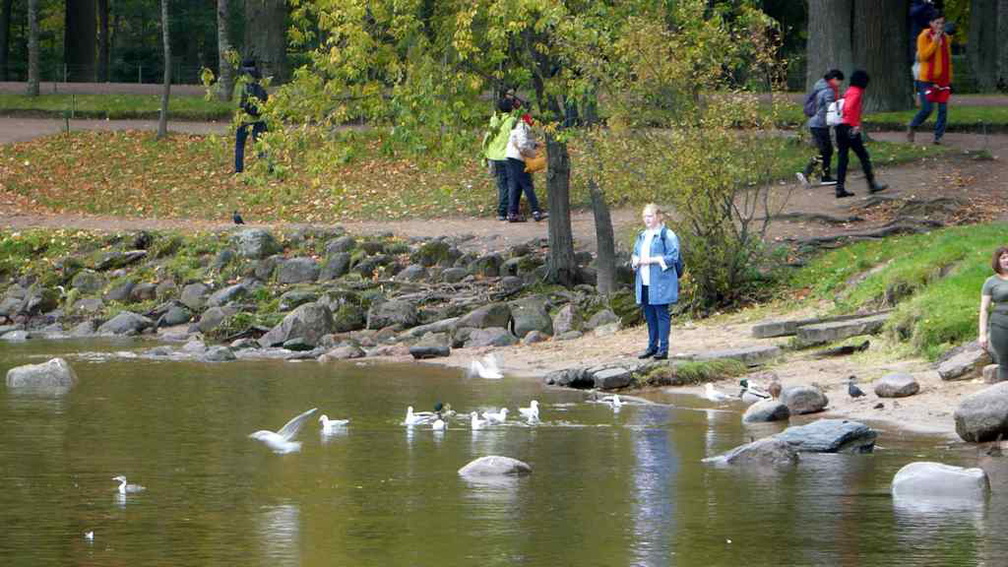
[157, 0, 171, 139]
[544, 134, 576, 287]
[243, 0, 287, 82]
[97, 0, 109, 82]
[0, 0, 12, 81]
[805, 0, 853, 90]
[64, 0, 97, 82]
[588, 178, 616, 295]
[969, 0, 999, 90]
[216, 0, 235, 101]
[1000, 0, 1008, 88]
[852, 0, 912, 111]
[26, 0, 38, 95]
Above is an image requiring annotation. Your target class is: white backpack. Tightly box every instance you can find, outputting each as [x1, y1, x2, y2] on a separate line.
[826, 98, 845, 126]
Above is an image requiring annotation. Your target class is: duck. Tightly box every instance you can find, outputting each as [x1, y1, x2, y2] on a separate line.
[738, 379, 771, 405]
[518, 400, 540, 421]
[431, 418, 446, 431]
[470, 411, 488, 430]
[703, 383, 732, 403]
[249, 407, 318, 454]
[403, 406, 436, 426]
[112, 475, 146, 495]
[319, 414, 349, 434]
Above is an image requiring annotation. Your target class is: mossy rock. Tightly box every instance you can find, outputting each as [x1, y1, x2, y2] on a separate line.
[332, 303, 367, 332]
[411, 240, 453, 267]
[609, 289, 643, 328]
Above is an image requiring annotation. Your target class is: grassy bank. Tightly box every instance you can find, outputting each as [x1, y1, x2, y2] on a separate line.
[775, 100, 1008, 131]
[788, 222, 1007, 359]
[0, 94, 233, 120]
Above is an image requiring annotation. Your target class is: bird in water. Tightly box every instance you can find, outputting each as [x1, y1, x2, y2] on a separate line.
[518, 400, 540, 422]
[403, 406, 437, 426]
[483, 407, 508, 424]
[112, 475, 146, 495]
[319, 414, 349, 434]
[600, 394, 623, 411]
[703, 383, 732, 403]
[83, 530, 94, 543]
[470, 411, 487, 430]
[249, 407, 318, 454]
[468, 354, 503, 379]
[738, 379, 771, 404]
[232, 210, 245, 225]
[847, 376, 866, 399]
[431, 417, 446, 431]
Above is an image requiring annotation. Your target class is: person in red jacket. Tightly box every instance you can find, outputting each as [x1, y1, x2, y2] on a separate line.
[834, 69, 888, 199]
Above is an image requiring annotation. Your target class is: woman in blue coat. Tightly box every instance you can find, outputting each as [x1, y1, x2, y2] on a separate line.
[631, 204, 682, 360]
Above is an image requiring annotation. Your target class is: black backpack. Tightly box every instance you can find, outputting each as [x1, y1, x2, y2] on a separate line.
[802, 88, 819, 117]
[658, 226, 684, 278]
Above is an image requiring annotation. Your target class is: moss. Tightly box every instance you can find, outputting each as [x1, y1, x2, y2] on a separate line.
[636, 359, 747, 387]
[609, 289, 643, 327]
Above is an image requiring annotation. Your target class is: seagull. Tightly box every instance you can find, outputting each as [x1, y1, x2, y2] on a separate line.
[84, 531, 94, 542]
[404, 406, 436, 426]
[739, 379, 771, 404]
[112, 475, 146, 495]
[703, 383, 732, 403]
[319, 414, 349, 434]
[432, 418, 446, 431]
[470, 411, 487, 430]
[469, 354, 503, 379]
[232, 210, 245, 225]
[249, 407, 318, 454]
[483, 408, 508, 424]
[600, 394, 623, 410]
[847, 376, 866, 399]
[518, 400, 540, 421]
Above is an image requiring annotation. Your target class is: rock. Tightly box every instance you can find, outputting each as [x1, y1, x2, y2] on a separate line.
[368, 344, 411, 357]
[690, 345, 782, 367]
[326, 236, 356, 255]
[353, 254, 394, 277]
[155, 279, 177, 299]
[320, 252, 352, 281]
[891, 462, 990, 501]
[704, 437, 799, 467]
[774, 419, 877, 453]
[409, 345, 451, 359]
[197, 307, 229, 334]
[358, 239, 385, 255]
[1, 330, 28, 341]
[751, 316, 822, 338]
[70, 320, 97, 337]
[318, 345, 367, 361]
[593, 322, 620, 337]
[464, 327, 518, 348]
[742, 400, 791, 423]
[456, 302, 511, 329]
[780, 385, 829, 415]
[130, 282, 158, 302]
[468, 254, 503, 277]
[984, 364, 1005, 384]
[411, 240, 452, 267]
[398, 317, 461, 339]
[278, 290, 319, 312]
[873, 373, 920, 398]
[543, 367, 593, 388]
[500, 276, 523, 294]
[278, 257, 320, 284]
[585, 309, 619, 330]
[795, 313, 890, 347]
[367, 299, 419, 330]
[593, 367, 632, 390]
[158, 305, 192, 327]
[182, 339, 207, 353]
[509, 296, 552, 338]
[937, 342, 993, 381]
[71, 270, 106, 293]
[207, 283, 249, 307]
[231, 338, 260, 350]
[6, 357, 78, 389]
[954, 381, 1008, 442]
[213, 248, 236, 269]
[522, 330, 549, 345]
[71, 297, 104, 316]
[555, 330, 583, 341]
[253, 256, 279, 281]
[552, 304, 582, 336]
[96, 250, 147, 271]
[98, 311, 154, 335]
[258, 302, 335, 348]
[396, 264, 428, 282]
[231, 228, 281, 259]
[440, 267, 469, 283]
[179, 282, 211, 311]
[458, 456, 532, 477]
[201, 346, 237, 362]
[282, 338, 316, 352]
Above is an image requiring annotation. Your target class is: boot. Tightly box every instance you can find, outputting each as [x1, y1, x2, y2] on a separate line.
[835, 185, 855, 198]
[905, 124, 915, 143]
[868, 180, 888, 194]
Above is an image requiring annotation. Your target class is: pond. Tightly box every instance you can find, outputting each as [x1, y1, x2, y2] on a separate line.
[1, 339, 1005, 566]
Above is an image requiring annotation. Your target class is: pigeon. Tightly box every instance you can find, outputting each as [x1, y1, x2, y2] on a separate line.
[847, 376, 866, 399]
[319, 414, 349, 434]
[518, 400, 540, 421]
[470, 411, 487, 430]
[112, 475, 146, 495]
[483, 408, 508, 424]
[232, 210, 245, 225]
[403, 406, 436, 426]
[249, 407, 318, 454]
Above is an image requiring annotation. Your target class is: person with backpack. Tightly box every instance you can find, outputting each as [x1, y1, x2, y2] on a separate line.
[834, 70, 888, 198]
[796, 69, 844, 187]
[907, 11, 952, 145]
[235, 59, 268, 174]
[482, 96, 517, 221]
[505, 111, 548, 223]
[631, 203, 682, 361]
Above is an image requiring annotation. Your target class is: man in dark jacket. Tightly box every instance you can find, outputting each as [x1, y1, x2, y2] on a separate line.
[796, 69, 843, 187]
[235, 59, 268, 173]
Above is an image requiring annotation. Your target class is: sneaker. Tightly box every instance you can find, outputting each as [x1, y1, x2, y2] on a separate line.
[819, 179, 838, 186]
[835, 189, 856, 198]
[496, 215, 507, 221]
[652, 352, 668, 360]
[795, 172, 810, 186]
[532, 211, 549, 222]
[507, 215, 527, 223]
[906, 125, 915, 143]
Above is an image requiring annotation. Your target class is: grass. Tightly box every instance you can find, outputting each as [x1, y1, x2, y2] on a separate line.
[775, 99, 1008, 131]
[0, 94, 233, 120]
[636, 359, 748, 387]
[787, 222, 1008, 359]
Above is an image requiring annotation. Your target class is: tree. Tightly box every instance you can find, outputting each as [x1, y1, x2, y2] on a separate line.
[26, 0, 38, 95]
[98, 0, 109, 82]
[0, 0, 12, 81]
[1000, 0, 1008, 88]
[244, 0, 287, 81]
[968, 0, 998, 90]
[216, 0, 235, 101]
[852, 0, 911, 111]
[65, 0, 97, 81]
[157, 0, 170, 139]
[805, 0, 853, 90]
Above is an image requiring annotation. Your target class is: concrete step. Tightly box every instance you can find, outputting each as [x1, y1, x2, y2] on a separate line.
[795, 313, 890, 347]
[674, 345, 782, 367]
[752, 311, 890, 338]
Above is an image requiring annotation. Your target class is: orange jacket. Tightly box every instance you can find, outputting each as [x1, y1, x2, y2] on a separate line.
[916, 29, 952, 85]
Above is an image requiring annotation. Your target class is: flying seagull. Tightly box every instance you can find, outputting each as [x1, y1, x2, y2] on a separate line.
[249, 407, 318, 454]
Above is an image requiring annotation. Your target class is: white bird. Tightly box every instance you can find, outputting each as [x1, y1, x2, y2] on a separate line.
[518, 400, 540, 421]
[600, 394, 623, 410]
[112, 475, 146, 495]
[249, 407, 318, 454]
[84, 531, 94, 542]
[469, 354, 503, 379]
[319, 414, 349, 434]
[470, 411, 487, 430]
[703, 383, 732, 403]
[432, 418, 446, 431]
[738, 379, 771, 405]
[403, 406, 436, 426]
[483, 408, 508, 424]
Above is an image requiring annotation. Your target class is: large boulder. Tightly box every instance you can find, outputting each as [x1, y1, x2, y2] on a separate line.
[585, 309, 619, 330]
[278, 257, 320, 284]
[873, 373, 920, 398]
[367, 299, 419, 330]
[464, 327, 519, 348]
[509, 296, 552, 338]
[938, 341, 993, 381]
[231, 228, 281, 259]
[6, 357, 78, 389]
[891, 462, 990, 501]
[98, 311, 154, 335]
[742, 400, 791, 423]
[318, 345, 366, 361]
[779, 385, 828, 415]
[552, 304, 582, 336]
[774, 419, 877, 453]
[71, 270, 106, 293]
[179, 282, 212, 311]
[258, 302, 335, 348]
[467, 254, 503, 277]
[458, 456, 532, 477]
[592, 366, 632, 390]
[703, 437, 799, 467]
[325, 235, 356, 255]
[130, 282, 158, 302]
[953, 381, 1008, 442]
[197, 307, 230, 334]
[456, 303, 511, 329]
[157, 304, 192, 327]
[320, 252, 352, 281]
[440, 267, 469, 283]
[207, 283, 249, 307]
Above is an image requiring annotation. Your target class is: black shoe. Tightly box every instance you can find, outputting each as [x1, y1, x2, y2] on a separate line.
[835, 188, 856, 198]
[637, 349, 656, 359]
[507, 215, 527, 223]
[868, 181, 888, 194]
[932, 138, 942, 145]
[497, 215, 507, 221]
[533, 211, 549, 222]
[653, 352, 668, 360]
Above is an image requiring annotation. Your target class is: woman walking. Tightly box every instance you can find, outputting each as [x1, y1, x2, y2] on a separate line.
[505, 113, 548, 223]
[980, 246, 1008, 383]
[834, 69, 888, 199]
[631, 204, 682, 360]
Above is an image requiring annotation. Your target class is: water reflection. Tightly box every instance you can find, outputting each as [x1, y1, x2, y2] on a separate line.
[630, 405, 677, 567]
[258, 503, 301, 566]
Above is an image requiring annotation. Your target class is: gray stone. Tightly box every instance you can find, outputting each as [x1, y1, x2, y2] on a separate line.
[358, 239, 385, 255]
[98, 311, 154, 335]
[690, 345, 782, 367]
[396, 264, 428, 282]
[399, 317, 461, 339]
[509, 296, 552, 338]
[72, 297, 104, 316]
[179, 282, 211, 311]
[891, 462, 990, 500]
[258, 302, 335, 348]
[231, 228, 281, 259]
[795, 313, 890, 346]
[318, 345, 367, 361]
[593, 322, 620, 337]
[96, 250, 147, 271]
[201, 346, 237, 362]
[353, 254, 393, 277]
[1, 330, 28, 341]
[458, 456, 532, 477]
[440, 267, 469, 283]
[6, 357, 78, 389]
[938, 342, 993, 381]
[774, 419, 877, 453]
[207, 284, 249, 307]
[0, 295, 23, 318]
[585, 309, 619, 330]
[500, 276, 523, 294]
[544, 367, 593, 388]
[283, 338, 316, 351]
[278, 257, 320, 284]
[326, 236, 357, 255]
[320, 252, 351, 281]
[155, 279, 177, 299]
[213, 248, 236, 269]
[331, 303, 367, 333]
[21, 286, 59, 315]
[954, 381, 1008, 442]
[197, 307, 229, 334]
[522, 330, 549, 345]
[409, 345, 451, 359]
[279, 290, 319, 312]
[158, 305, 192, 327]
[751, 317, 822, 338]
[873, 373, 920, 398]
[704, 437, 799, 467]
[410, 240, 452, 267]
[70, 320, 97, 337]
[593, 367, 632, 390]
[742, 400, 791, 423]
[984, 364, 1004, 384]
[552, 304, 582, 336]
[231, 338, 260, 350]
[464, 327, 518, 348]
[457, 302, 511, 329]
[130, 282, 158, 302]
[556, 330, 583, 341]
[367, 299, 419, 330]
[182, 339, 207, 353]
[468, 254, 503, 277]
[780, 385, 829, 415]
[71, 270, 106, 293]
[253, 256, 279, 281]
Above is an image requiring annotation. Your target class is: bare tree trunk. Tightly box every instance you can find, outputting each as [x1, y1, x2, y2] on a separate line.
[588, 178, 616, 295]
[545, 134, 576, 287]
[217, 0, 235, 101]
[0, 0, 12, 81]
[805, 0, 853, 90]
[157, 0, 171, 139]
[244, 0, 287, 81]
[853, 0, 912, 111]
[969, 0, 999, 90]
[97, 0, 109, 82]
[65, 0, 97, 81]
[26, 0, 38, 95]
[1000, 0, 1008, 88]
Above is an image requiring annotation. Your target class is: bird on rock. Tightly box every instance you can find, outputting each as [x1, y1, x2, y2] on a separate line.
[847, 376, 866, 399]
[233, 210, 245, 225]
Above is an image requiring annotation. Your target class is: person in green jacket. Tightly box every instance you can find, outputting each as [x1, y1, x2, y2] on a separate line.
[482, 97, 517, 221]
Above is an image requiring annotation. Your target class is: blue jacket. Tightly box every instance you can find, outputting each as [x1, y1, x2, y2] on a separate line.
[807, 78, 837, 129]
[633, 226, 681, 305]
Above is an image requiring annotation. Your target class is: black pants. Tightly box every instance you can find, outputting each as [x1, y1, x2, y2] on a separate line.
[491, 160, 510, 218]
[835, 124, 874, 190]
[235, 121, 267, 173]
[506, 158, 541, 217]
[803, 127, 833, 180]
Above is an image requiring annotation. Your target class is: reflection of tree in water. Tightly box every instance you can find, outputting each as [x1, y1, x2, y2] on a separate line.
[258, 503, 300, 567]
[630, 405, 678, 566]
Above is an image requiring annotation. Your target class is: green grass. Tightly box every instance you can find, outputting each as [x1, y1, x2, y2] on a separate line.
[775, 100, 1008, 130]
[0, 94, 234, 120]
[637, 359, 748, 387]
[789, 222, 1008, 359]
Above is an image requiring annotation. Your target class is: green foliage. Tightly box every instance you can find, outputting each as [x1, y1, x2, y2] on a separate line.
[638, 359, 747, 387]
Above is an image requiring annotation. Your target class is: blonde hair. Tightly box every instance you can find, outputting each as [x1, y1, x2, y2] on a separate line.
[642, 203, 662, 216]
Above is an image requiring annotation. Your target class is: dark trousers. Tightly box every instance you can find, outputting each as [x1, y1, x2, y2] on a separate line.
[991, 314, 1008, 382]
[835, 124, 874, 190]
[506, 157, 541, 216]
[640, 285, 671, 354]
[909, 80, 948, 141]
[235, 121, 267, 173]
[803, 127, 834, 180]
[491, 160, 510, 218]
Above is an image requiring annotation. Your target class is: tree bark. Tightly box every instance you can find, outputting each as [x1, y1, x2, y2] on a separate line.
[969, 0, 999, 90]
[1000, 0, 1008, 88]
[805, 0, 853, 90]
[97, 0, 109, 82]
[157, 0, 171, 139]
[588, 178, 616, 295]
[64, 0, 97, 81]
[852, 0, 912, 111]
[545, 134, 577, 287]
[0, 0, 12, 81]
[217, 0, 235, 101]
[243, 0, 287, 82]
[26, 0, 38, 95]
